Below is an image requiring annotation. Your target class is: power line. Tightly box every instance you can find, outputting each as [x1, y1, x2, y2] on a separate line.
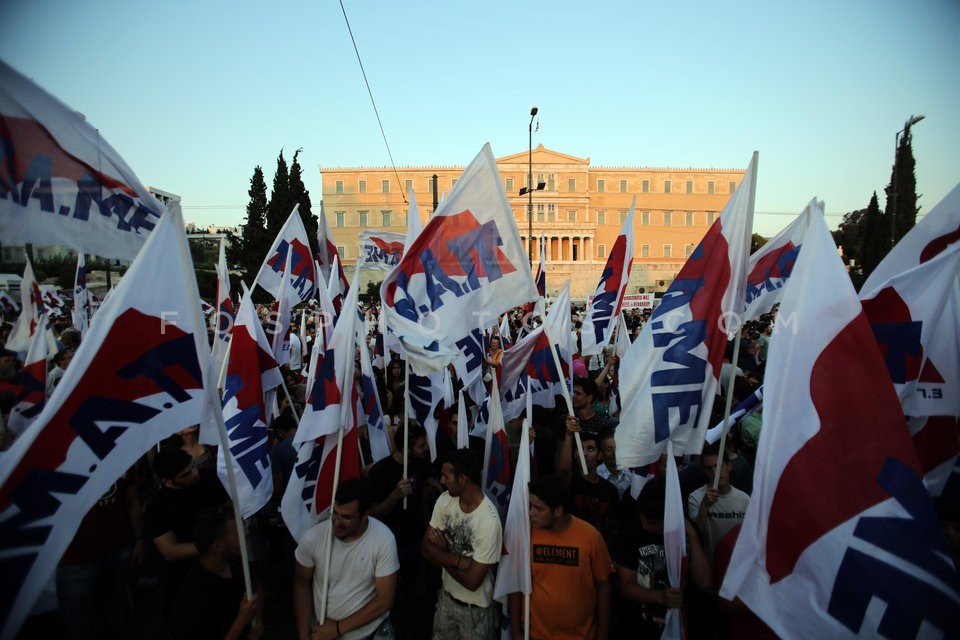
[338, 0, 407, 205]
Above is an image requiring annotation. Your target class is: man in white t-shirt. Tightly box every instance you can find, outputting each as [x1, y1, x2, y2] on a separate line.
[687, 442, 750, 560]
[422, 449, 502, 639]
[293, 479, 399, 640]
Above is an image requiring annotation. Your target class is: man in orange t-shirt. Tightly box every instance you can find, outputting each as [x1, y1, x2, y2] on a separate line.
[508, 474, 614, 640]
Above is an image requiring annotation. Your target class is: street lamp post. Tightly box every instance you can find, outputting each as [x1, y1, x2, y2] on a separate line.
[520, 106, 545, 266]
[527, 106, 537, 266]
[890, 114, 925, 248]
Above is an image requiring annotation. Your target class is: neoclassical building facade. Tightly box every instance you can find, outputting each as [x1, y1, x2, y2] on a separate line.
[319, 145, 745, 298]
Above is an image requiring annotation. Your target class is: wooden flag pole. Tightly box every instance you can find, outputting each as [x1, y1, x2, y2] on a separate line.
[402, 359, 410, 510]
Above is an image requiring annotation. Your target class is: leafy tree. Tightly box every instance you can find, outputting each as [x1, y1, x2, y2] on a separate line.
[859, 192, 887, 284]
[289, 148, 319, 246]
[228, 165, 269, 286]
[361, 280, 382, 306]
[266, 150, 292, 240]
[750, 233, 767, 253]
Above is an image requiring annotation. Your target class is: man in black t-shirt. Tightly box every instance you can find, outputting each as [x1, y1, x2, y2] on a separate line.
[144, 447, 228, 620]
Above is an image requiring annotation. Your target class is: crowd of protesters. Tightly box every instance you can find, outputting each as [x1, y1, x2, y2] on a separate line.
[2, 295, 958, 640]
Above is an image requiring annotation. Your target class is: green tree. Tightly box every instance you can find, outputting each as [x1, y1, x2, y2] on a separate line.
[750, 233, 767, 253]
[884, 122, 920, 247]
[228, 165, 269, 287]
[289, 148, 319, 246]
[266, 150, 292, 240]
[859, 192, 886, 284]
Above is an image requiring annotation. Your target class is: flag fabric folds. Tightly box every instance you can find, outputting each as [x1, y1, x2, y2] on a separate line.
[719, 209, 960, 639]
[7, 311, 49, 435]
[357, 322, 391, 463]
[493, 418, 532, 604]
[579, 200, 634, 356]
[295, 269, 362, 444]
[218, 289, 283, 519]
[358, 230, 406, 271]
[380, 143, 539, 375]
[616, 153, 757, 467]
[0, 207, 214, 640]
[0, 61, 164, 260]
[253, 204, 317, 306]
[742, 198, 820, 321]
[211, 237, 235, 380]
[72, 253, 89, 336]
[315, 203, 349, 301]
[6, 257, 56, 355]
[662, 442, 687, 640]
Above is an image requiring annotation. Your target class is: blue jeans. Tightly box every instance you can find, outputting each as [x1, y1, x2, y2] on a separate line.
[56, 547, 130, 640]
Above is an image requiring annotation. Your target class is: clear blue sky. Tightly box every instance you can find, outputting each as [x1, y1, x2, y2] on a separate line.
[2, 0, 958, 237]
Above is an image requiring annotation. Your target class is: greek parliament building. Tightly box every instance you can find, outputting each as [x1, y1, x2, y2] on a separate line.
[319, 145, 745, 299]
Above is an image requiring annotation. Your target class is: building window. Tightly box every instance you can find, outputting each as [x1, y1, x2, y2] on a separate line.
[663, 244, 672, 258]
[620, 179, 628, 193]
[427, 176, 435, 193]
[597, 244, 606, 258]
[568, 178, 576, 192]
[642, 179, 650, 193]
[382, 211, 391, 226]
[641, 244, 650, 258]
[358, 211, 368, 227]
[620, 210, 628, 223]
[382, 179, 390, 193]
[337, 245, 346, 258]
[335, 180, 344, 194]
[663, 211, 672, 226]
[506, 177, 514, 193]
[597, 211, 606, 225]
[548, 174, 556, 191]
[335, 211, 345, 227]
[708, 181, 715, 194]
[405, 179, 414, 194]
[359, 180, 367, 194]
[537, 203, 545, 222]
[451, 178, 458, 188]
[597, 179, 605, 193]
[664, 180, 672, 194]
[685, 211, 694, 226]
[568, 209, 577, 222]
[548, 204, 556, 222]
[707, 212, 716, 225]
[641, 211, 650, 226]
[729, 181, 737, 193]
[685, 244, 694, 258]
[686, 180, 693, 194]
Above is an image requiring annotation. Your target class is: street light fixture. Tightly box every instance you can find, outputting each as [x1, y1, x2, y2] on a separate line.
[521, 106, 545, 266]
[890, 114, 925, 248]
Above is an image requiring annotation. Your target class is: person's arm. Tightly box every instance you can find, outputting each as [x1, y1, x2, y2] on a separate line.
[368, 477, 412, 520]
[224, 593, 260, 640]
[554, 415, 579, 485]
[312, 573, 397, 640]
[151, 531, 198, 561]
[616, 564, 682, 609]
[507, 592, 524, 640]
[421, 526, 491, 591]
[685, 519, 713, 592]
[596, 579, 611, 640]
[293, 561, 315, 640]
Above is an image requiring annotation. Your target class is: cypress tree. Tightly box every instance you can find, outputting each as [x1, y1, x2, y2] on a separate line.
[859, 191, 886, 284]
[228, 165, 269, 285]
[886, 125, 920, 245]
[266, 150, 292, 240]
[289, 148, 319, 247]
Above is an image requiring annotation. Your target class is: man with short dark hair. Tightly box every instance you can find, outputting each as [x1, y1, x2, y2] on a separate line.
[687, 442, 750, 560]
[556, 425, 620, 545]
[423, 449, 502, 639]
[172, 507, 263, 640]
[145, 446, 228, 621]
[293, 479, 399, 640]
[507, 475, 614, 640]
[613, 478, 711, 639]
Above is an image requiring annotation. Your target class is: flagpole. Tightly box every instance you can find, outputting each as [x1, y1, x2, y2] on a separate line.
[536, 298, 588, 475]
[318, 419, 347, 624]
[278, 377, 302, 426]
[714, 151, 759, 490]
[402, 359, 410, 511]
[524, 594, 531, 640]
